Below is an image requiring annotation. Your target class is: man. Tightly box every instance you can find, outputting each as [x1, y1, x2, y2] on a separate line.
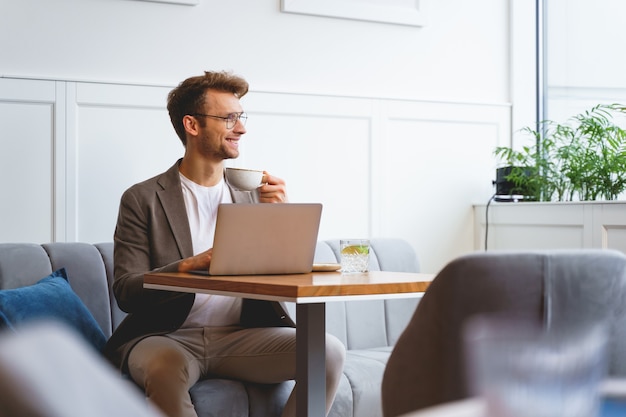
[104, 71, 346, 417]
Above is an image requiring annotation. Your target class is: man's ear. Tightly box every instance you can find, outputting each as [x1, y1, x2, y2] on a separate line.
[183, 115, 199, 136]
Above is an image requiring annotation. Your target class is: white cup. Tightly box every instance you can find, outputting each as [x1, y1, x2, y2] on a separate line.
[225, 167, 264, 191]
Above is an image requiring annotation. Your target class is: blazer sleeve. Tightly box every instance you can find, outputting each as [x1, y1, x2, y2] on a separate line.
[113, 183, 189, 313]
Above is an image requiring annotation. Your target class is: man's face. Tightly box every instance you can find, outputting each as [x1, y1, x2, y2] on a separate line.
[190, 89, 246, 161]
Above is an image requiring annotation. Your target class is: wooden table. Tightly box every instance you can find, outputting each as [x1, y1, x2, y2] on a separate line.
[144, 270, 434, 417]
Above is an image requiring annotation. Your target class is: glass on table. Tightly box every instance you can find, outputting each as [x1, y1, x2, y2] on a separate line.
[340, 239, 370, 273]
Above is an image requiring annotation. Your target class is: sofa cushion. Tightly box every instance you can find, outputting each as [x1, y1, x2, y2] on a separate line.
[44, 242, 115, 338]
[0, 268, 107, 352]
[343, 350, 390, 417]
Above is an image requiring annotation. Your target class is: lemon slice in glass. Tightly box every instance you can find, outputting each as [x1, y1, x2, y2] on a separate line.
[341, 245, 369, 255]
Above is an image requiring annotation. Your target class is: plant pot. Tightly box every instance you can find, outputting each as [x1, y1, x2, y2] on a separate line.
[494, 166, 534, 202]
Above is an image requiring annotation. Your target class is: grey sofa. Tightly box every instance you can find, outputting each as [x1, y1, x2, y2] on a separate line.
[0, 238, 421, 417]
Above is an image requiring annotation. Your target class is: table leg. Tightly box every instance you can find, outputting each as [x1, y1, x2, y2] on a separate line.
[296, 302, 326, 417]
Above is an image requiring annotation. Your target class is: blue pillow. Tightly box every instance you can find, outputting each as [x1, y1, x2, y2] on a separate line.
[0, 268, 106, 352]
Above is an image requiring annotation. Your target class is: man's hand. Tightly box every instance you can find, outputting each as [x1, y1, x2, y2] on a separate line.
[178, 248, 213, 272]
[259, 171, 288, 203]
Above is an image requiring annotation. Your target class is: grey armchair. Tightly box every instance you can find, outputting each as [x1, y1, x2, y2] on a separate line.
[381, 249, 626, 417]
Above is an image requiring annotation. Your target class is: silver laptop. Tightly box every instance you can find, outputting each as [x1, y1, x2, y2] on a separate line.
[208, 203, 322, 275]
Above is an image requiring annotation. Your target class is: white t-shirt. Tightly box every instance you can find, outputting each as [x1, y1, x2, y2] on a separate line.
[179, 173, 242, 327]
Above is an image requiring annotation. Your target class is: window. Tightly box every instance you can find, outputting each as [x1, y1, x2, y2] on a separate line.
[543, 0, 626, 123]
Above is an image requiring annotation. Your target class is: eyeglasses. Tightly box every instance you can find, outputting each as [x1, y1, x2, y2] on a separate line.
[192, 112, 248, 129]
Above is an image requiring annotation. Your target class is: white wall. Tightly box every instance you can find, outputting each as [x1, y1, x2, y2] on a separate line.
[0, 0, 514, 274]
[1, 0, 509, 102]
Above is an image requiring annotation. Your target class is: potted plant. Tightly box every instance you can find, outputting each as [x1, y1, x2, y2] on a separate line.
[494, 103, 626, 202]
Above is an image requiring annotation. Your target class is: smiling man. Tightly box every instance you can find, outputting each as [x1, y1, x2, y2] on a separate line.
[104, 71, 345, 417]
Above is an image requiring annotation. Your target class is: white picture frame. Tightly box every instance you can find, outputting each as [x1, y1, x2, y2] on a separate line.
[130, 0, 199, 5]
[281, 0, 426, 27]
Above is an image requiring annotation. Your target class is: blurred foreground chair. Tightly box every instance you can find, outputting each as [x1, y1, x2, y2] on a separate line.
[381, 249, 626, 417]
[0, 321, 165, 417]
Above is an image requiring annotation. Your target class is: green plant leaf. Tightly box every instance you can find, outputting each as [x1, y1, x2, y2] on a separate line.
[494, 104, 626, 201]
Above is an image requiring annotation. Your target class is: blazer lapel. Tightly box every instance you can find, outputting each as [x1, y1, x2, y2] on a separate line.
[157, 161, 194, 259]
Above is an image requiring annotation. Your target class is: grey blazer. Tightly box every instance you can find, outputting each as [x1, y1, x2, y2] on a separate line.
[104, 160, 294, 371]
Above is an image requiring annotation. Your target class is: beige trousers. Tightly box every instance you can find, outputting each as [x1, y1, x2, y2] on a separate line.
[127, 326, 346, 417]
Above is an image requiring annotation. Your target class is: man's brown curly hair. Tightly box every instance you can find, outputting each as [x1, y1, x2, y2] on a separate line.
[167, 71, 249, 145]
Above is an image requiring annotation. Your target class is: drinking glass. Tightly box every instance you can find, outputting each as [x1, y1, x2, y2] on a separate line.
[464, 315, 608, 417]
[340, 239, 370, 273]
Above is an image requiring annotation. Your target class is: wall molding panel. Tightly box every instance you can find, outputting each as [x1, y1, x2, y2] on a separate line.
[0, 78, 60, 242]
[1, 77, 510, 273]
